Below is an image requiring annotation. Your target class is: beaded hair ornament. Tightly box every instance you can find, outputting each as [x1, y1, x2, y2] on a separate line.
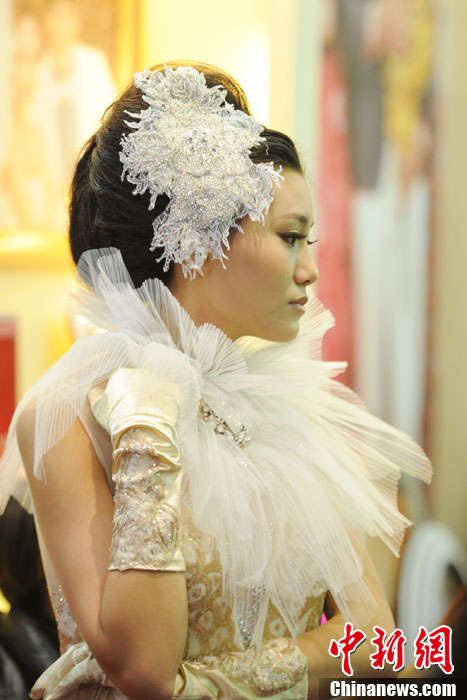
[120, 66, 283, 278]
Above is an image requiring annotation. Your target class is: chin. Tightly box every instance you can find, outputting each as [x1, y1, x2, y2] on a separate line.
[259, 323, 300, 343]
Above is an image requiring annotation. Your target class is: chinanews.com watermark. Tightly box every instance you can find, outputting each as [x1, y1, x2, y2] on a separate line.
[321, 678, 461, 697]
[318, 623, 466, 698]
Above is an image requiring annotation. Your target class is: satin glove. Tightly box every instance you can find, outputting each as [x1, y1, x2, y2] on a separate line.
[89, 367, 186, 572]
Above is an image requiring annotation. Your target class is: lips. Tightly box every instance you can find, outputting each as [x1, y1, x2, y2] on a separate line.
[289, 297, 307, 315]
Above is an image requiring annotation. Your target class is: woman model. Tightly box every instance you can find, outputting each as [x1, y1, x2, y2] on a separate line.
[0, 62, 431, 699]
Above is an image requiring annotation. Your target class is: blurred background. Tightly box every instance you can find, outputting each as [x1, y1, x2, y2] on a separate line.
[0, 0, 465, 658]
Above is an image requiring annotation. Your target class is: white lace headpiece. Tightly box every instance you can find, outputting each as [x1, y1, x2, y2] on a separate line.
[120, 66, 282, 278]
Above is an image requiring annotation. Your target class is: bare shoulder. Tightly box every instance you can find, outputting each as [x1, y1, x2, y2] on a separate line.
[16, 404, 37, 475]
[16, 401, 99, 491]
[16, 404, 36, 443]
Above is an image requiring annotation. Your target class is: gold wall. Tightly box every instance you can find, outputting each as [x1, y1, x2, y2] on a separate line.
[0, 235, 74, 399]
[139, 0, 270, 122]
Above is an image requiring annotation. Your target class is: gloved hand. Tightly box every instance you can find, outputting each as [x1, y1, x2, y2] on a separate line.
[90, 367, 186, 573]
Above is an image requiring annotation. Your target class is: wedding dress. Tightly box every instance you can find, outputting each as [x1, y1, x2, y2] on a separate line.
[0, 248, 431, 698]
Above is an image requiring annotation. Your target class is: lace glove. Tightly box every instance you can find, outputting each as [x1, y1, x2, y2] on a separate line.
[89, 367, 185, 572]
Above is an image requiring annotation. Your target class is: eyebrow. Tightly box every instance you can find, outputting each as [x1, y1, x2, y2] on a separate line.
[272, 214, 314, 227]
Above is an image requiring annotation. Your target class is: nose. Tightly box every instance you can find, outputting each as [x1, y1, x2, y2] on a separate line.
[294, 245, 319, 287]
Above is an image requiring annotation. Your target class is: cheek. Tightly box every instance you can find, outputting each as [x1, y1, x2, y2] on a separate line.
[252, 246, 292, 294]
[239, 237, 290, 278]
[219, 236, 293, 317]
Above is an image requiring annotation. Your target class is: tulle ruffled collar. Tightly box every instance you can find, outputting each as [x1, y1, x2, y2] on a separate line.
[75, 248, 251, 381]
[73, 247, 345, 397]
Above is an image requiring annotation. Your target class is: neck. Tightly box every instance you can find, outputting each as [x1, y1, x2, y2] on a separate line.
[168, 269, 238, 340]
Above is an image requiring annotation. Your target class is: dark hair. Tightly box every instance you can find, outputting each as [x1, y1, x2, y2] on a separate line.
[69, 61, 303, 288]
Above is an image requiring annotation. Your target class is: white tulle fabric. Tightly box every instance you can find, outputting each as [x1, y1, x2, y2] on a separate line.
[0, 248, 431, 647]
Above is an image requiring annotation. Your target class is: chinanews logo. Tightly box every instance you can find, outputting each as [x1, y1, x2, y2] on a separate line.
[328, 623, 454, 676]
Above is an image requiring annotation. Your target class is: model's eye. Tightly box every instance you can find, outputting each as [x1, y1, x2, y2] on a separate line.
[279, 233, 303, 247]
[307, 238, 319, 246]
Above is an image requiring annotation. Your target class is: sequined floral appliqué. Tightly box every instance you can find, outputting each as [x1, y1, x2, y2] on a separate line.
[109, 428, 180, 570]
[192, 638, 308, 695]
[49, 584, 81, 654]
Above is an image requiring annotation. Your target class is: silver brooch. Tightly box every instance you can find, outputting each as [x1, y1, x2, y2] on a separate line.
[199, 399, 251, 447]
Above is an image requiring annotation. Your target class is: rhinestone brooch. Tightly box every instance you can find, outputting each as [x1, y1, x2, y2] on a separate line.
[199, 399, 251, 447]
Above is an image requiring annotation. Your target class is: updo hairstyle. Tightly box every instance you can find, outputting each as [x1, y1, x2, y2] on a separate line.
[69, 61, 303, 287]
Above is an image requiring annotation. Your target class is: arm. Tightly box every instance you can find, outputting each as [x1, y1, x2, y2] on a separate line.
[297, 551, 396, 697]
[17, 411, 187, 700]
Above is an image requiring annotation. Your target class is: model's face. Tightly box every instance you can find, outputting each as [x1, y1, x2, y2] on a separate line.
[170, 169, 318, 342]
